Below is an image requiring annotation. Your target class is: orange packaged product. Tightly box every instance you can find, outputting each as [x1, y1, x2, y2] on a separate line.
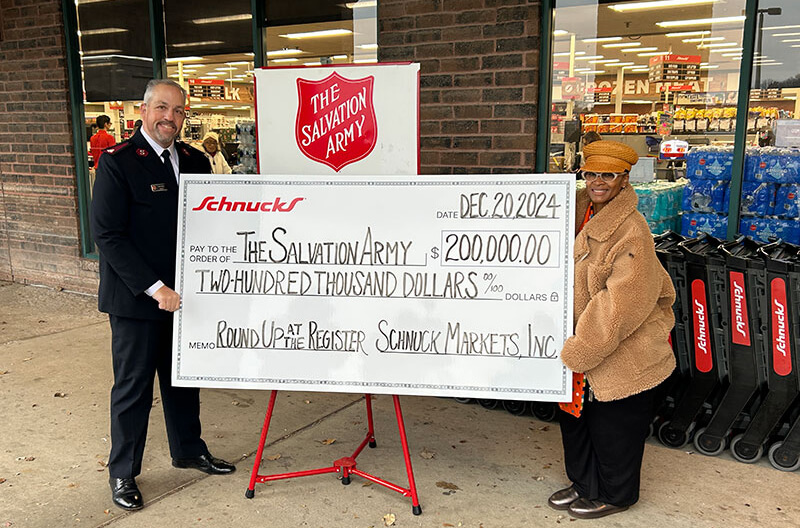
[583, 124, 598, 133]
[623, 123, 638, 133]
[598, 123, 611, 133]
[623, 114, 638, 123]
[610, 114, 624, 123]
[584, 114, 599, 124]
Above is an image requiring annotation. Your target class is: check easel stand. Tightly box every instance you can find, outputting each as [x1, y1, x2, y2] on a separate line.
[246, 391, 423, 515]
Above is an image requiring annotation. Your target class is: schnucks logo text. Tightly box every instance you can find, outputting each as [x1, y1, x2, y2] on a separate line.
[295, 71, 377, 172]
[729, 271, 751, 346]
[771, 278, 792, 376]
[192, 196, 304, 212]
[691, 279, 713, 373]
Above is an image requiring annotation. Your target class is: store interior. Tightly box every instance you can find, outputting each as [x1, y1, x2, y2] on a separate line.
[549, 0, 800, 172]
[78, 0, 377, 173]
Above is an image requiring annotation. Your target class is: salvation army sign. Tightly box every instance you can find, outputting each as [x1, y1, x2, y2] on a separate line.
[255, 64, 419, 175]
[295, 72, 377, 172]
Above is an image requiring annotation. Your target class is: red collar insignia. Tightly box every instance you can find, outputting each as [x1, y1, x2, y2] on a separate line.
[136, 148, 149, 157]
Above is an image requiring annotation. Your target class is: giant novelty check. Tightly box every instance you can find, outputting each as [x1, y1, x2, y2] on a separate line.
[173, 175, 575, 401]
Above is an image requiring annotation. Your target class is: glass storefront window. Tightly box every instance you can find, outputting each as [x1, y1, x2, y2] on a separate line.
[739, 1, 800, 244]
[262, 0, 378, 67]
[77, 0, 153, 173]
[549, 0, 753, 239]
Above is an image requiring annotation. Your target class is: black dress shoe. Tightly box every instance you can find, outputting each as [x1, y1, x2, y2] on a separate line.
[568, 497, 629, 519]
[172, 453, 236, 475]
[110, 477, 144, 511]
[548, 485, 581, 511]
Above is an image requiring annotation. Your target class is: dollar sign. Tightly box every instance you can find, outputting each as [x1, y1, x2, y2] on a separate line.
[430, 246, 439, 259]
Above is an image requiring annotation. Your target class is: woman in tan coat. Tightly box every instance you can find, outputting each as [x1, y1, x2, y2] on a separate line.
[547, 141, 676, 519]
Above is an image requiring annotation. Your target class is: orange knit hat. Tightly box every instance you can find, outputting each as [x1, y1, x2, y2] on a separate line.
[581, 140, 638, 173]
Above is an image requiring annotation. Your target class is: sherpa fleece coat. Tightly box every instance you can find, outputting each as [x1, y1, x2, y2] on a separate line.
[560, 185, 676, 402]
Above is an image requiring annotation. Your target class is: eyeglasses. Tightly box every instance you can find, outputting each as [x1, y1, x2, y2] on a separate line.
[581, 171, 628, 183]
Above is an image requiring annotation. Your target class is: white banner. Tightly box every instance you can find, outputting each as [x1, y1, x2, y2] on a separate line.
[173, 175, 575, 402]
[254, 64, 419, 175]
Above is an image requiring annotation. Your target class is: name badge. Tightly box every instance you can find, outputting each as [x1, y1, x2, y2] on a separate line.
[151, 183, 168, 192]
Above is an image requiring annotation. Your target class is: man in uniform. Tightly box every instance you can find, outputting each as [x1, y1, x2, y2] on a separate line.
[90, 79, 235, 512]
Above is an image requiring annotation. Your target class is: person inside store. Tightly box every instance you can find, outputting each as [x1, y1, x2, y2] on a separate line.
[548, 140, 676, 519]
[571, 130, 602, 172]
[201, 131, 232, 174]
[90, 79, 236, 512]
[133, 119, 143, 135]
[90, 114, 116, 168]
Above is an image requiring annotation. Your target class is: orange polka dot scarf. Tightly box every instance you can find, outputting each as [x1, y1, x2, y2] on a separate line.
[558, 204, 594, 418]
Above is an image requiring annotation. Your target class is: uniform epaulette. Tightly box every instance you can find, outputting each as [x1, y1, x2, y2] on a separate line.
[105, 141, 132, 156]
[176, 141, 202, 158]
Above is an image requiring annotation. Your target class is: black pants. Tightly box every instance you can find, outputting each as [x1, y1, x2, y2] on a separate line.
[108, 315, 207, 478]
[558, 385, 655, 507]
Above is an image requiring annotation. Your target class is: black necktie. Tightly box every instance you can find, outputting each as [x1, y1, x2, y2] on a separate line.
[161, 150, 177, 182]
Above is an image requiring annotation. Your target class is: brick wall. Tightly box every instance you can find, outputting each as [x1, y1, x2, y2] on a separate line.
[379, 0, 542, 174]
[0, 0, 98, 293]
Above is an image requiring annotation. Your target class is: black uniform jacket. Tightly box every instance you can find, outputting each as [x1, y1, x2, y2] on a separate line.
[90, 130, 211, 320]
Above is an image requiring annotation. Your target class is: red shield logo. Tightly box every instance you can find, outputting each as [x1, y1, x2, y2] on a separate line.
[295, 72, 377, 172]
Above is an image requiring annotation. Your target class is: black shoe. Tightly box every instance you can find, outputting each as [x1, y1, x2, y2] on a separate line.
[172, 453, 236, 475]
[548, 485, 580, 511]
[110, 477, 144, 511]
[568, 497, 629, 519]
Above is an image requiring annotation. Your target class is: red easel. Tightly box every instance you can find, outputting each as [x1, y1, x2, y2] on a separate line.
[245, 392, 422, 515]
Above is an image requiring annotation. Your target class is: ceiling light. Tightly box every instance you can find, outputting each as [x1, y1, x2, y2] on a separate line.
[721, 52, 742, 57]
[578, 70, 606, 74]
[763, 25, 800, 31]
[589, 59, 619, 63]
[345, 0, 377, 7]
[699, 65, 719, 69]
[267, 48, 303, 57]
[179, 69, 198, 73]
[581, 36, 622, 43]
[304, 61, 322, 66]
[553, 51, 586, 56]
[271, 58, 299, 63]
[226, 61, 251, 66]
[682, 36, 725, 42]
[608, 62, 635, 67]
[81, 49, 122, 55]
[697, 42, 741, 48]
[280, 29, 353, 39]
[666, 30, 710, 37]
[772, 32, 800, 37]
[77, 28, 128, 36]
[657, 16, 746, 28]
[553, 30, 569, 36]
[357, 43, 379, 50]
[781, 38, 800, 43]
[758, 62, 783, 66]
[629, 68, 650, 72]
[353, 58, 378, 63]
[166, 56, 203, 63]
[603, 42, 641, 48]
[191, 14, 251, 24]
[172, 41, 223, 48]
[792, 44, 800, 48]
[623, 46, 657, 52]
[574, 55, 604, 60]
[638, 51, 668, 56]
[215, 67, 237, 71]
[609, 0, 719, 12]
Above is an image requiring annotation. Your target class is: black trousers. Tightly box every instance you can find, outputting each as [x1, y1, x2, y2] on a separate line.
[558, 384, 655, 507]
[108, 315, 207, 478]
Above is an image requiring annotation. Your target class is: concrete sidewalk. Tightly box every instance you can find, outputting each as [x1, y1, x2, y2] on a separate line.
[0, 281, 797, 528]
